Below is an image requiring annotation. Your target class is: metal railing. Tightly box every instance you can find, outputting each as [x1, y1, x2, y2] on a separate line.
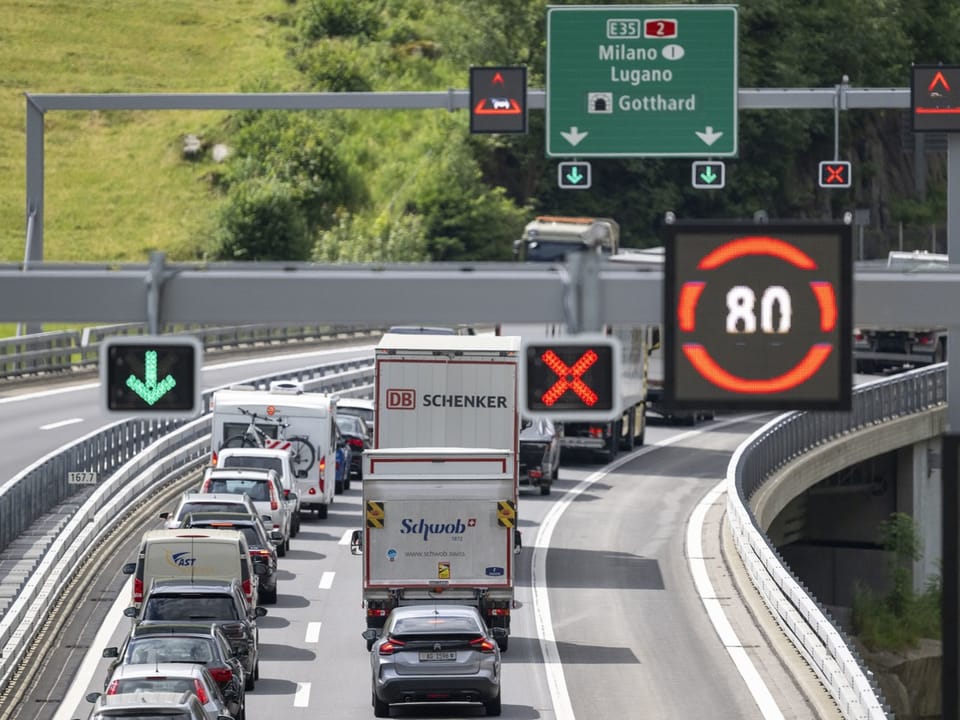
[0, 323, 381, 379]
[726, 364, 947, 720]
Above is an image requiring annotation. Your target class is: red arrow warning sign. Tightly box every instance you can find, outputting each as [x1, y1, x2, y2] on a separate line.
[928, 71, 951, 93]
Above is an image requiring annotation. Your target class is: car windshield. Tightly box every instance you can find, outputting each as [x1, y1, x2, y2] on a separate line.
[177, 502, 245, 518]
[335, 417, 361, 434]
[391, 615, 483, 637]
[190, 524, 261, 547]
[222, 457, 282, 474]
[126, 637, 214, 665]
[112, 679, 196, 695]
[340, 407, 374, 424]
[142, 595, 239, 622]
[204, 478, 270, 502]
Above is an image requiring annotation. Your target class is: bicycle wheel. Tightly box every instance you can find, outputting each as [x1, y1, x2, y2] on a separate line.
[286, 436, 316, 474]
[222, 434, 258, 449]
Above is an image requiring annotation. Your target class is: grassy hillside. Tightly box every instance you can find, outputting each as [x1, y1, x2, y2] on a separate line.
[0, 0, 301, 263]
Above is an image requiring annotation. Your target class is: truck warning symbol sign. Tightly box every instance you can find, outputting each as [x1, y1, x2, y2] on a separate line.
[912, 65, 960, 132]
[470, 66, 527, 134]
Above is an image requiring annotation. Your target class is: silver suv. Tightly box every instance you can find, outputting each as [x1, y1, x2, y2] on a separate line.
[86, 690, 227, 720]
[215, 447, 303, 537]
[200, 467, 293, 556]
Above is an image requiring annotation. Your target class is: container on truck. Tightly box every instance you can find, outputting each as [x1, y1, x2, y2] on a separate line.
[351, 448, 518, 651]
[210, 382, 338, 519]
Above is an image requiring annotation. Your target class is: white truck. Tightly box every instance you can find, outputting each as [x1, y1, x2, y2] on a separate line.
[210, 382, 338, 519]
[513, 215, 620, 262]
[854, 250, 949, 372]
[351, 333, 521, 650]
[352, 448, 518, 651]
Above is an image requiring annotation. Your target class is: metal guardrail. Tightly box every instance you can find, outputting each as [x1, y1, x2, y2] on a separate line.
[0, 323, 381, 379]
[0, 354, 375, 688]
[726, 364, 947, 720]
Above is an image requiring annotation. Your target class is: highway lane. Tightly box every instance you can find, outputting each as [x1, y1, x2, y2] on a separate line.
[0, 343, 376, 485]
[43, 417, 828, 720]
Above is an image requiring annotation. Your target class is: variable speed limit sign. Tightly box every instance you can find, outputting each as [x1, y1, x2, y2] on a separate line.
[663, 223, 852, 411]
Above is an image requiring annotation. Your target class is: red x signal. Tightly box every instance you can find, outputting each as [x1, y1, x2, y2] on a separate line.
[540, 349, 599, 406]
[818, 160, 851, 188]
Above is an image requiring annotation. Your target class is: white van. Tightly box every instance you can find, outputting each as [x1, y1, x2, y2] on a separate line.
[122, 528, 261, 608]
[210, 383, 338, 519]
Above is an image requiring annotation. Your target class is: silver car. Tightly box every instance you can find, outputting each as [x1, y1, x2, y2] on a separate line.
[86, 690, 220, 720]
[200, 467, 293, 556]
[363, 605, 505, 717]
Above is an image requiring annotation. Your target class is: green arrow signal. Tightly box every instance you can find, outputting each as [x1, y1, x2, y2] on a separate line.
[125, 350, 177, 405]
[565, 166, 585, 184]
[699, 166, 718, 184]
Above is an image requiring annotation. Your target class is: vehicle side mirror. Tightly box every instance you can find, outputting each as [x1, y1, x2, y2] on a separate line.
[253, 563, 267, 576]
[262, 514, 272, 522]
[490, 627, 508, 639]
[255, 606, 268, 617]
[514, 529, 522, 554]
[85, 692, 102, 704]
[158, 511, 169, 519]
[123, 607, 138, 618]
[361, 629, 379, 641]
[270, 529, 284, 543]
[121, 562, 136, 575]
[350, 529, 363, 556]
[102, 647, 119, 659]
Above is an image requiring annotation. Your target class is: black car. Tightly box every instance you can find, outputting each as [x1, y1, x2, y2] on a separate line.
[335, 414, 369, 479]
[519, 417, 562, 495]
[182, 512, 280, 604]
[131, 578, 266, 691]
[101, 621, 246, 720]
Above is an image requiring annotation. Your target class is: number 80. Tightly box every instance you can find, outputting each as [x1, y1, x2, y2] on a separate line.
[726, 285, 792, 334]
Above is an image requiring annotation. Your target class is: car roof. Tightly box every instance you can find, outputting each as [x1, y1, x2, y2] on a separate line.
[183, 512, 259, 525]
[204, 467, 277, 480]
[180, 492, 254, 505]
[388, 604, 483, 620]
[217, 447, 291, 459]
[337, 398, 374, 410]
[92, 690, 200, 712]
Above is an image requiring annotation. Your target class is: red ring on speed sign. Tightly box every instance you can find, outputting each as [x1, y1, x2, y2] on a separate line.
[677, 236, 839, 394]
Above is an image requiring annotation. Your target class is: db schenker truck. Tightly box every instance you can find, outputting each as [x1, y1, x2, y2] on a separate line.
[350, 333, 521, 650]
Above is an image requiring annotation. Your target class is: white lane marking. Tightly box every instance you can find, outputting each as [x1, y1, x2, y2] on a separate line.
[318, 571, 335, 589]
[53, 578, 132, 720]
[532, 414, 773, 720]
[339, 529, 354, 545]
[688, 482, 786, 720]
[40, 417, 84, 430]
[305, 621, 323, 643]
[0, 344, 376, 405]
[294, 682, 311, 707]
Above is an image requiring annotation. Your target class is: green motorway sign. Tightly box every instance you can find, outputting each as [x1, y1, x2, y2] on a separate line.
[547, 5, 738, 158]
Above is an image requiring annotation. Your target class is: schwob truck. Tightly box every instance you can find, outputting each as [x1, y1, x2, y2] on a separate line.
[351, 333, 521, 650]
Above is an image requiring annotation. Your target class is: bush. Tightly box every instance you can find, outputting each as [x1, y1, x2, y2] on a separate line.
[296, 39, 375, 92]
[297, 0, 383, 41]
[206, 177, 311, 261]
[313, 210, 429, 262]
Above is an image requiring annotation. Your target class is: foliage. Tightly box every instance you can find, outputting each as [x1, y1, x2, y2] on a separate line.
[296, 0, 383, 42]
[313, 210, 430, 262]
[851, 513, 941, 651]
[204, 177, 311, 261]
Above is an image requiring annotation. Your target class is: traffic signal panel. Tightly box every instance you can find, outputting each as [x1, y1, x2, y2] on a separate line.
[520, 336, 621, 421]
[469, 66, 527, 134]
[558, 161, 592, 189]
[818, 161, 851, 188]
[101, 335, 203, 418]
[691, 161, 725, 189]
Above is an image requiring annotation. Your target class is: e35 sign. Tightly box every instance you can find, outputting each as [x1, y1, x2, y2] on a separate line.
[663, 223, 852, 411]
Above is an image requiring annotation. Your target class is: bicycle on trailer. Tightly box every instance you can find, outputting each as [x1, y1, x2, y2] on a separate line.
[220, 407, 316, 475]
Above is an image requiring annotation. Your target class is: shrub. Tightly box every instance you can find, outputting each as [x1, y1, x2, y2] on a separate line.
[297, 0, 383, 41]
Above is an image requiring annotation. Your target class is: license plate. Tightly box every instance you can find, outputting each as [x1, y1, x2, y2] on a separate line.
[419, 651, 456, 662]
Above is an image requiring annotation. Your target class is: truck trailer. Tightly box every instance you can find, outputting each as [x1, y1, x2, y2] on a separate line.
[352, 448, 518, 651]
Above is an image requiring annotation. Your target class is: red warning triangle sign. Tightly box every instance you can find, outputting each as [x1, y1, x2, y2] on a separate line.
[928, 71, 951, 93]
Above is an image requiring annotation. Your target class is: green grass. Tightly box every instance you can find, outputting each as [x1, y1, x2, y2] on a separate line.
[0, 0, 302, 264]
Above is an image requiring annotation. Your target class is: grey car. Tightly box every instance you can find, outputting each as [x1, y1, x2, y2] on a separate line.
[95, 663, 233, 720]
[362, 605, 505, 717]
[519, 416, 561, 495]
[86, 690, 221, 720]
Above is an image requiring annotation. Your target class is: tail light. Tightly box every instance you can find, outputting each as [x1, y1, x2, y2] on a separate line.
[318, 457, 326, 493]
[470, 637, 498, 653]
[106, 680, 120, 695]
[211, 451, 218, 466]
[366, 607, 389, 618]
[916, 333, 934, 345]
[283, 489, 290, 498]
[242, 578, 253, 602]
[589, 426, 605, 438]
[529, 469, 543, 479]
[201, 477, 211, 492]
[133, 577, 144, 604]
[488, 608, 510, 617]
[347, 438, 364, 450]
[207, 667, 233, 684]
[269, 483, 278, 511]
[251, 549, 272, 558]
[193, 679, 209, 704]
[378, 637, 406, 655]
